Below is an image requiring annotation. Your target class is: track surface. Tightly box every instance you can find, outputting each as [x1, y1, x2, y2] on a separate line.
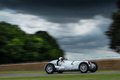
[0, 71, 120, 77]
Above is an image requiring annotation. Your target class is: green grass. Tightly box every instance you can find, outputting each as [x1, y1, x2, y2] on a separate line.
[0, 70, 45, 75]
[0, 70, 119, 75]
[0, 73, 120, 80]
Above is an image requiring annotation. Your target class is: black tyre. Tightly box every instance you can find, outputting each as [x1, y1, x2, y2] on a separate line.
[58, 71, 63, 74]
[45, 63, 55, 74]
[89, 62, 98, 72]
[79, 62, 89, 73]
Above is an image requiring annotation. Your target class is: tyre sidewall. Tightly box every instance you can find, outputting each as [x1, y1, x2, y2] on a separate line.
[45, 63, 55, 74]
[79, 62, 89, 73]
[89, 62, 98, 72]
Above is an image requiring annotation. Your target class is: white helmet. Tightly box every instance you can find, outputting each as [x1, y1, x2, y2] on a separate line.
[59, 57, 63, 60]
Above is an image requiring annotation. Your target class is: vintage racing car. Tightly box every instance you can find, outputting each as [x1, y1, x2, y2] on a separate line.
[45, 57, 98, 74]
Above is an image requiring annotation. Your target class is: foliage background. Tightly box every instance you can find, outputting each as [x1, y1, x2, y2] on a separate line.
[0, 22, 64, 64]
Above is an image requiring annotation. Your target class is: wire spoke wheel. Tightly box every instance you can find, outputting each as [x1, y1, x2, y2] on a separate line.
[79, 63, 88, 73]
[45, 63, 55, 74]
[46, 65, 53, 73]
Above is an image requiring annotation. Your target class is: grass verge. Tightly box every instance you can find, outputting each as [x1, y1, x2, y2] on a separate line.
[0, 70, 45, 75]
[0, 73, 120, 80]
[0, 70, 119, 75]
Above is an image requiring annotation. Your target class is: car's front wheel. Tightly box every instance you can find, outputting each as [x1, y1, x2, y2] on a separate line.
[45, 63, 55, 74]
[79, 62, 89, 73]
[89, 62, 98, 72]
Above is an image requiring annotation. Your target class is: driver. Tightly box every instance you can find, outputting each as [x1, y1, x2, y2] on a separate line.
[57, 57, 63, 66]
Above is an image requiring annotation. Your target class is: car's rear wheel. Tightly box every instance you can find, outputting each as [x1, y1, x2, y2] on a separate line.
[45, 63, 55, 74]
[79, 62, 88, 73]
[89, 62, 98, 72]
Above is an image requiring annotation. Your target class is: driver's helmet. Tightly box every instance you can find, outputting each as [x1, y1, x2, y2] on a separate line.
[59, 57, 63, 61]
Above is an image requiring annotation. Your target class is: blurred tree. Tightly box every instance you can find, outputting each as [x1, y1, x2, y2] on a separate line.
[0, 22, 26, 63]
[106, 0, 120, 53]
[0, 22, 64, 64]
[35, 31, 64, 60]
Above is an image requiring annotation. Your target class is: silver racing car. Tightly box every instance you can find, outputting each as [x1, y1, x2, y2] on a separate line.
[45, 57, 98, 74]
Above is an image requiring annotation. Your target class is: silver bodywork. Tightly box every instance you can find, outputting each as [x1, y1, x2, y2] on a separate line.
[45, 60, 95, 71]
